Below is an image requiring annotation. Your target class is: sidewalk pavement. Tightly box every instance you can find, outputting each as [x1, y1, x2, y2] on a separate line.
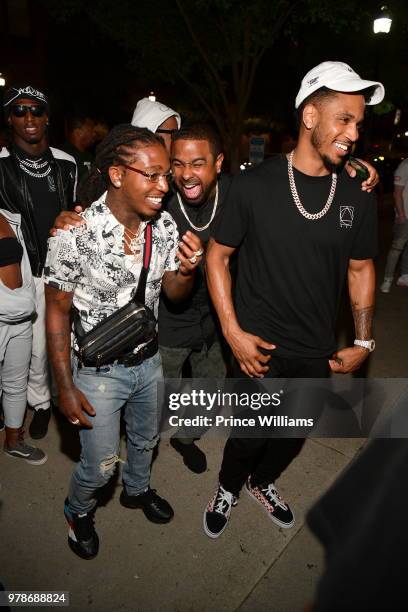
[0, 206, 406, 612]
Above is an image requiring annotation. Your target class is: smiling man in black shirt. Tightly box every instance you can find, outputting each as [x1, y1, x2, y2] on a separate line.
[159, 124, 230, 473]
[203, 61, 384, 539]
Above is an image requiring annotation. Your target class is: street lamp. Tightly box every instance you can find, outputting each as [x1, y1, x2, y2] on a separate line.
[373, 6, 392, 34]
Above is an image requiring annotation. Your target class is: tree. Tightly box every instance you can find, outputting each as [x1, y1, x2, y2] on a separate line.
[45, 0, 408, 170]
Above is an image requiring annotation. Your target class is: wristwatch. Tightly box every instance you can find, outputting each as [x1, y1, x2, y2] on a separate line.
[354, 339, 376, 352]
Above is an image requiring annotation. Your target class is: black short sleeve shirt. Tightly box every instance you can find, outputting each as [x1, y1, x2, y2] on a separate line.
[158, 175, 232, 349]
[212, 155, 377, 358]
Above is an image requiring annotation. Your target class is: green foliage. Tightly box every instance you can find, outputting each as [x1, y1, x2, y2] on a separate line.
[372, 100, 395, 116]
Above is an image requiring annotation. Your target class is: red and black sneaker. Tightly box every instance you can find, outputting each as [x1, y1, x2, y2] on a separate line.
[245, 477, 295, 528]
[64, 499, 99, 560]
[203, 483, 237, 539]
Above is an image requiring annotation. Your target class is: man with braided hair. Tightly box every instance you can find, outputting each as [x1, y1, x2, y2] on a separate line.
[51, 114, 229, 474]
[44, 124, 203, 559]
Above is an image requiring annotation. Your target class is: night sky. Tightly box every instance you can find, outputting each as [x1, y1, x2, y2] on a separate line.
[1, 0, 408, 158]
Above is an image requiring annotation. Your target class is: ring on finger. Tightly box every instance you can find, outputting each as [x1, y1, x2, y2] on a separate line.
[189, 255, 197, 264]
[70, 418, 80, 425]
[194, 248, 204, 257]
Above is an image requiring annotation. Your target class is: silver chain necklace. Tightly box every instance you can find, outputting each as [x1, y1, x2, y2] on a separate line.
[288, 150, 337, 221]
[123, 224, 145, 265]
[16, 153, 51, 179]
[176, 183, 218, 232]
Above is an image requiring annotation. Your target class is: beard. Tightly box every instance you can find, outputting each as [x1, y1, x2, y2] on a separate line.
[311, 129, 347, 173]
[175, 178, 217, 208]
[320, 153, 347, 173]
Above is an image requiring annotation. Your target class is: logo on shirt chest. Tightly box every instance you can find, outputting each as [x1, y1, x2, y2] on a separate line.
[47, 174, 56, 192]
[339, 206, 354, 228]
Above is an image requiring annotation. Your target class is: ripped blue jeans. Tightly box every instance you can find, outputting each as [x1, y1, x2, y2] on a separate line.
[67, 351, 163, 514]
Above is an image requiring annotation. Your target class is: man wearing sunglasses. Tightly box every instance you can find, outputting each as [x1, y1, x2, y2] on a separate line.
[0, 84, 77, 441]
[131, 97, 181, 154]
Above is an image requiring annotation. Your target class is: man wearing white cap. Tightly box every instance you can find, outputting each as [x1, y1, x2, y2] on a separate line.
[131, 97, 181, 153]
[203, 61, 384, 538]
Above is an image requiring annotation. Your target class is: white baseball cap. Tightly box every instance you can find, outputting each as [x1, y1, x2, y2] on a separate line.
[131, 97, 181, 132]
[295, 61, 385, 109]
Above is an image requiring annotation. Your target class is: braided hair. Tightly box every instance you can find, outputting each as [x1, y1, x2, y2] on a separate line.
[78, 123, 165, 206]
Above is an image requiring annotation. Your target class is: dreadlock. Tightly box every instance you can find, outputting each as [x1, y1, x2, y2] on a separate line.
[78, 123, 165, 206]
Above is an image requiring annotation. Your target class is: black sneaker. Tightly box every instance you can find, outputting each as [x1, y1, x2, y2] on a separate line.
[245, 478, 295, 528]
[64, 499, 99, 560]
[203, 483, 237, 539]
[29, 407, 51, 440]
[120, 488, 174, 523]
[4, 439, 47, 465]
[170, 437, 207, 473]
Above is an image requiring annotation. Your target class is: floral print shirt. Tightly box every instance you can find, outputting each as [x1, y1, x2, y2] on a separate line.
[44, 192, 179, 346]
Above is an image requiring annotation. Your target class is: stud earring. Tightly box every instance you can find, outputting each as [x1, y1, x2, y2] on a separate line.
[115, 181, 122, 187]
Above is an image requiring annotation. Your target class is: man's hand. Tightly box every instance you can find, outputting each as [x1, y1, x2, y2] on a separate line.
[226, 327, 276, 378]
[329, 346, 369, 374]
[49, 205, 85, 236]
[162, 232, 203, 302]
[177, 231, 204, 276]
[205, 239, 275, 377]
[59, 384, 96, 428]
[395, 211, 407, 225]
[345, 158, 379, 193]
[393, 186, 406, 224]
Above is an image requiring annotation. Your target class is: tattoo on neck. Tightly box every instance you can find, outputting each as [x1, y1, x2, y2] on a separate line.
[352, 305, 374, 340]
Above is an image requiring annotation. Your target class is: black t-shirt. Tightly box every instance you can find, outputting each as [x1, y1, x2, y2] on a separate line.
[158, 175, 232, 349]
[61, 141, 93, 184]
[212, 155, 377, 359]
[14, 145, 61, 270]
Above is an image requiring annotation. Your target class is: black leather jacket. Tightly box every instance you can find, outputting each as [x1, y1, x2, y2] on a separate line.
[0, 145, 77, 277]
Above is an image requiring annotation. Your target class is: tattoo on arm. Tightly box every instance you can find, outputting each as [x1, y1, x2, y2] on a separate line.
[352, 305, 374, 340]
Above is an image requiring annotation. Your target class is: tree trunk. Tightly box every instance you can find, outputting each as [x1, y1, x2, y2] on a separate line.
[228, 133, 242, 174]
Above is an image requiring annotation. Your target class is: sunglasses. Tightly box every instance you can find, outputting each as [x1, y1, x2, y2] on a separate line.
[156, 128, 178, 135]
[123, 164, 172, 183]
[10, 104, 47, 118]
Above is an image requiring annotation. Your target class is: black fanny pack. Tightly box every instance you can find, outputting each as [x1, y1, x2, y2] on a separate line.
[74, 223, 157, 367]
